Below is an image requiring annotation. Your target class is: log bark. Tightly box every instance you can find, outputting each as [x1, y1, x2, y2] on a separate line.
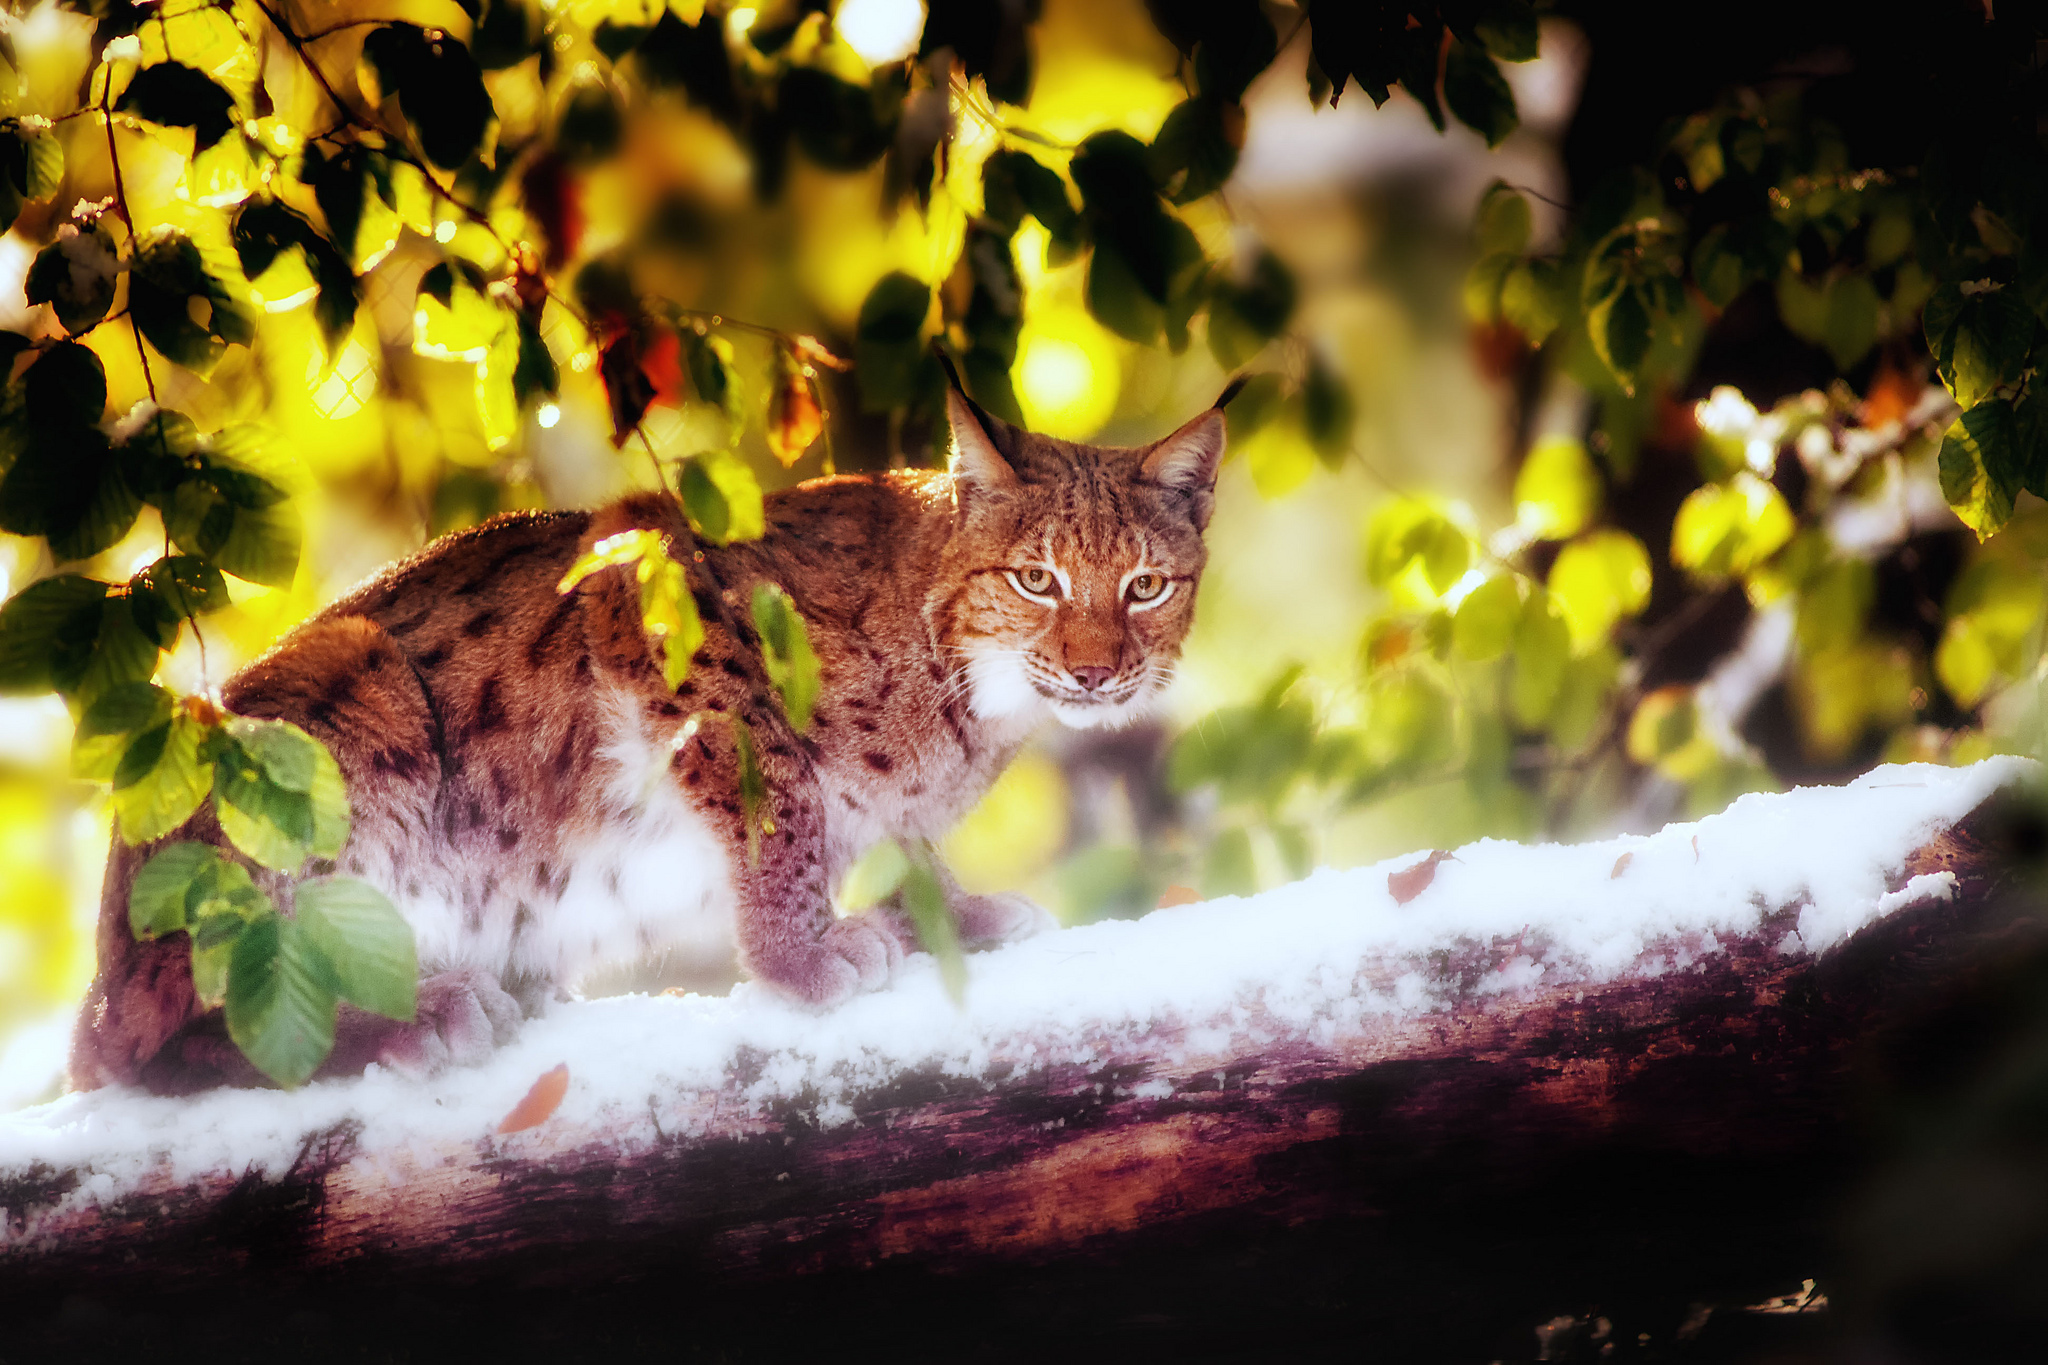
[1, 783, 2040, 1362]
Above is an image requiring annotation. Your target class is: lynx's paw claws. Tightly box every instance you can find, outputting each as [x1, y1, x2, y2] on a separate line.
[377, 968, 523, 1078]
[954, 892, 1057, 947]
[767, 916, 904, 1008]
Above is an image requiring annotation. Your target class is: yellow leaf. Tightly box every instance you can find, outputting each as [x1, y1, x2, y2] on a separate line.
[1548, 530, 1652, 651]
[1513, 435, 1601, 540]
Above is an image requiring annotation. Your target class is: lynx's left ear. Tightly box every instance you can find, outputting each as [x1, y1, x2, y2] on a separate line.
[1141, 405, 1228, 530]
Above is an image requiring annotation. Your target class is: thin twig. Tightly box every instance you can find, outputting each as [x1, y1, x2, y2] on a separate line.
[103, 88, 211, 690]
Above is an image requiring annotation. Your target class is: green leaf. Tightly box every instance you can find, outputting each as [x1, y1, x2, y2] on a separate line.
[732, 714, 768, 867]
[1473, 0, 1540, 61]
[556, 74, 624, 165]
[0, 575, 107, 695]
[23, 340, 107, 428]
[224, 912, 341, 1089]
[300, 144, 382, 269]
[983, 149, 1079, 247]
[559, 528, 704, 691]
[1510, 589, 1571, 727]
[1499, 258, 1563, 344]
[679, 449, 764, 545]
[837, 838, 911, 910]
[0, 426, 137, 562]
[117, 62, 238, 149]
[779, 67, 893, 171]
[1589, 283, 1653, 393]
[0, 126, 64, 234]
[163, 450, 302, 588]
[1475, 182, 1532, 257]
[362, 24, 495, 170]
[1302, 357, 1354, 469]
[226, 716, 321, 792]
[901, 859, 966, 1005]
[1822, 273, 1880, 372]
[513, 312, 559, 407]
[1087, 234, 1167, 344]
[213, 723, 350, 871]
[1206, 250, 1296, 370]
[1925, 283, 2034, 409]
[25, 222, 120, 335]
[128, 841, 224, 941]
[683, 331, 733, 416]
[1444, 41, 1518, 148]
[854, 272, 931, 411]
[233, 200, 361, 355]
[74, 593, 159, 708]
[1364, 499, 1470, 593]
[294, 877, 417, 1022]
[1453, 574, 1522, 662]
[1938, 398, 2021, 542]
[414, 259, 506, 360]
[130, 555, 229, 648]
[112, 714, 215, 844]
[1148, 97, 1239, 204]
[130, 228, 259, 375]
[74, 681, 175, 779]
[751, 583, 821, 732]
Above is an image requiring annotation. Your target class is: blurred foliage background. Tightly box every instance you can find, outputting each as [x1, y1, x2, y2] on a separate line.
[0, 0, 2045, 1136]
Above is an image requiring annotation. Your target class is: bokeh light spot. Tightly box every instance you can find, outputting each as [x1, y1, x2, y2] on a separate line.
[1016, 317, 1119, 438]
[836, 0, 926, 66]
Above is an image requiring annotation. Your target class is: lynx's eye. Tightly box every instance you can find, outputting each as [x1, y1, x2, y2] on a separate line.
[1008, 566, 1058, 602]
[1127, 573, 1165, 602]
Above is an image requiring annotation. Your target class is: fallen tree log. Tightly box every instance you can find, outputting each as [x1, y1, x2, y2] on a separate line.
[1, 759, 2041, 1360]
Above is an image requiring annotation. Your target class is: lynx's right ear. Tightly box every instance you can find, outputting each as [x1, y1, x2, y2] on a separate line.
[937, 351, 1019, 497]
[1141, 405, 1228, 530]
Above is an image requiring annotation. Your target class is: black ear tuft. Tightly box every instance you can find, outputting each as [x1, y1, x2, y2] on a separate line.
[1213, 375, 1250, 410]
[939, 344, 1020, 497]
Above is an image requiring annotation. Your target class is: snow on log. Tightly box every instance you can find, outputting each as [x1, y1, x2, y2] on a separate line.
[0, 759, 2039, 1347]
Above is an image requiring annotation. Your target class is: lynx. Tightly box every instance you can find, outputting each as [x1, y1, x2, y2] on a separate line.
[71, 387, 1228, 1093]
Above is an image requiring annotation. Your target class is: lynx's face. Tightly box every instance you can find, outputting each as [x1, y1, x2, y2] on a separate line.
[929, 393, 1225, 731]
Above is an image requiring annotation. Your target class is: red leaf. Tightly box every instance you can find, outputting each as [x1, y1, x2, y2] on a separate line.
[1611, 852, 1634, 879]
[1155, 885, 1201, 909]
[497, 1063, 570, 1134]
[1389, 850, 1452, 905]
[599, 333, 658, 446]
[519, 154, 583, 271]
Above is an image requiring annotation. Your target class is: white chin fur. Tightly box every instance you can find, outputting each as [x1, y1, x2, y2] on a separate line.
[965, 650, 1160, 730]
[965, 652, 1048, 722]
[1047, 695, 1154, 730]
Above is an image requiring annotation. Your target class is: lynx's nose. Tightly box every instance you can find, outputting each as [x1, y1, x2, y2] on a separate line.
[1071, 665, 1115, 692]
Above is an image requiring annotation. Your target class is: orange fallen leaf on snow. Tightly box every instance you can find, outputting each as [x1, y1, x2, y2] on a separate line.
[1156, 885, 1201, 909]
[497, 1063, 569, 1134]
[1389, 851, 1453, 905]
[1611, 852, 1634, 879]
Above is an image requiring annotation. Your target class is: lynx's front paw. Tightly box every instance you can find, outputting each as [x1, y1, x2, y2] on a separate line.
[376, 967, 523, 1078]
[762, 916, 906, 1008]
[953, 891, 1057, 947]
